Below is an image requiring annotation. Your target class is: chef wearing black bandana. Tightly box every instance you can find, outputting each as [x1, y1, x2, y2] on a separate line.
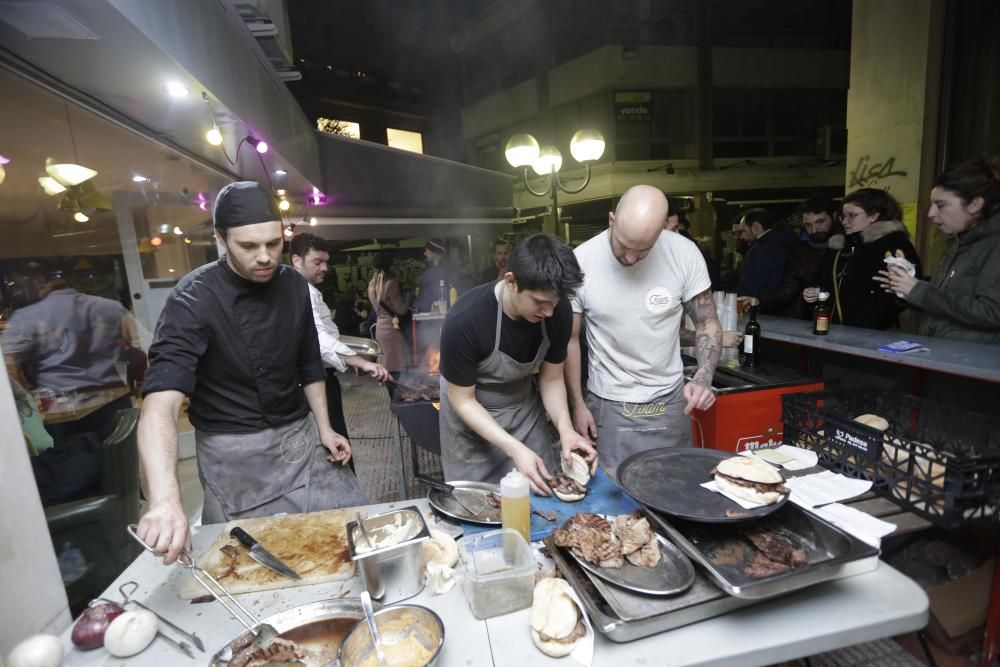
[136, 181, 367, 564]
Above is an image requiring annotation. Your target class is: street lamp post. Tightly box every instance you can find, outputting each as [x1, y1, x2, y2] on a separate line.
[504, 129, 606, 225]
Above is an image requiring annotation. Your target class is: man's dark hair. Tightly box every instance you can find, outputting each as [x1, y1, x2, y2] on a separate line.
[491, 238, 509, 251]
[742, 207, 774, 230]
[507, 233, 584, 298]
[289, 232, 328, 259]
[801, 195, 838, 218]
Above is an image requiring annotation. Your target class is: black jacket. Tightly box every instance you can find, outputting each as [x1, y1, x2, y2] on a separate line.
[818, 220, 922, 330]
[738, 226, 800, 312]
[759, 240, 829, 319]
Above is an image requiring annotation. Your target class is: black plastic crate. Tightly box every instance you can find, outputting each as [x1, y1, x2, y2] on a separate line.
[781, 388, 1000, 529]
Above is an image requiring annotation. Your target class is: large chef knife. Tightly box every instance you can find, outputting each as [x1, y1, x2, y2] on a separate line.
[230, 527, 301, 580]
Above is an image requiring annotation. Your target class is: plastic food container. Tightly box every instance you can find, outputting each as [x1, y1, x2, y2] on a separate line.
[457, 528, 535, 619]
[347, 506, 430, 603]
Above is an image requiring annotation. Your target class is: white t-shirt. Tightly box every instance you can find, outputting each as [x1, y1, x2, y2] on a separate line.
[571, 229, 711, 403]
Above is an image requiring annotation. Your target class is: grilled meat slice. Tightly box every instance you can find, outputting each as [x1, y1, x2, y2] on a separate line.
[552, 472, 587, 497]
[625, 537, 662, 568]
[741, 529, 808, 567]
[484, 492, 501, 508]
[612, 512, 653, 555]
[744, 552, 793, 578]
[712, 468, 790, 495]
[228, 637, 301, 667]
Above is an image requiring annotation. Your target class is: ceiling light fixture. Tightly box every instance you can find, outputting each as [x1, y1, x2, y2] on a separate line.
[278, 198, 290, 212]
[38, 177, 66, 195]
[150, 236, 163, 247]
[276, 188, 286, 196]
[206, 125, 223, 146]
[165, 81, 189, 98]
[309, 217, 317, 226]
[173, 226, 184, 235]
[274, 169, 287, 176]
[0, 155, 8, 187]
[73, 211, 89, 223]
[184, 237, 192, 244]
[132, 174, 148, 183]
[246, 136, 268, 154]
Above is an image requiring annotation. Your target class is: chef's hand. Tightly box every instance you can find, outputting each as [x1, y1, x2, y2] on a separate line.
[136, 501, 191, 565]
[571, 401, 598, 442]
[360, 359, 391, 382]
[874, 266, 918, 298]
[722, 331, 744, 348]
[511, 445, 553, 496]
[683, 381, 716, 415]
[802, 287, 820, 303]
[321, 429, 352, 465]
[560, 430, 598, 475]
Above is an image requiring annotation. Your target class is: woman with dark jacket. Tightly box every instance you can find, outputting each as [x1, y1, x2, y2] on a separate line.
[806, 188, 921, 330]
[367, 253, 411, 379]
[877, 158, 1000, 343]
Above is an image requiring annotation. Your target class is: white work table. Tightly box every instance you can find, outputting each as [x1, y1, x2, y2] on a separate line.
[56, 499, 928, 666]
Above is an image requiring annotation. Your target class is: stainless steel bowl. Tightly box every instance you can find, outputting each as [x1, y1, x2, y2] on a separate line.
[337, 605, 444, 667]
[347, 506, 430, 603]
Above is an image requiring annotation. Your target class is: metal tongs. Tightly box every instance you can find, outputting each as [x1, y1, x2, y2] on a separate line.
[383, 377, 426, 394]
[126, 525, 279, 658]
[118, 580, 204, 657]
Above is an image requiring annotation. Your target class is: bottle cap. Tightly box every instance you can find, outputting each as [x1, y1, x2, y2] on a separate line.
[500, 469, 529, 495]
[818, 291, 830, 301]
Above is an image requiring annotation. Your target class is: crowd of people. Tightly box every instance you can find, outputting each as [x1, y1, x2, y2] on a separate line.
[12, 156, 998, 564]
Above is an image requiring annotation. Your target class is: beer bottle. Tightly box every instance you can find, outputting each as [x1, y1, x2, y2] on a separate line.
[813, 292, 831, 335]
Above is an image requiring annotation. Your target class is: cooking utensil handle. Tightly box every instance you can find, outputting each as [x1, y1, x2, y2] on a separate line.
[415, 474, 454, 493]
[230, 526, 259, 549]
[125, 524, 262, 637]
[126, 596, 205, 653]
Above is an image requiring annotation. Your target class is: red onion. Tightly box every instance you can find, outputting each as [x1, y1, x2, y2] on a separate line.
[71, 600, 125, 650]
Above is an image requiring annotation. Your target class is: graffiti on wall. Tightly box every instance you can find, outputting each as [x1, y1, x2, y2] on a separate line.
[848, 154, 908, 189]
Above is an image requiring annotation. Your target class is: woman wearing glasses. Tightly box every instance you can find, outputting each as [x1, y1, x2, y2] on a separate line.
[804, 188, 921, 330]
[875, 158, 1000, 343]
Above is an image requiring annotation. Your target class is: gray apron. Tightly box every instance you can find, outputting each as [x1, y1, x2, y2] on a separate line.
[198, 413, 368, 524]
[587, 383, 691, 480]
[439, 284, 558, 484]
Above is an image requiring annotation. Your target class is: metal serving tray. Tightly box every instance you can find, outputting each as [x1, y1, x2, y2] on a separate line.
[339, 335, 382, 359]
[545, 537, 754, 643]
[646, 503, 880, 600]
[427, 481, 501, 525]
[563, 531, 695, 596]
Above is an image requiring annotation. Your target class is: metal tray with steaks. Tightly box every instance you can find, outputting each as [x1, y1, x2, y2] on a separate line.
[646, 503, 880, 599]
[545, 536, 754, 642]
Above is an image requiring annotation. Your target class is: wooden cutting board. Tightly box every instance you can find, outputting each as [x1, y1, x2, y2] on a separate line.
[179, 508, 360, 600]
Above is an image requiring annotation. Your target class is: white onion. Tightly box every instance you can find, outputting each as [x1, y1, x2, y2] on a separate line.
[6, 634, 63, 667]
[103, 610, 158, 657]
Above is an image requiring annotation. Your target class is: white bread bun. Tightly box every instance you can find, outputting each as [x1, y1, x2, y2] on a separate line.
[715, 456, 783, 484]
[553, 488, 586, 503]
[562, 452, 591, 487]
[530, 578, 581, 657]
[421, 529, 458, 568]
[854, 413, 889, 431]
[715, 475, 783, 505]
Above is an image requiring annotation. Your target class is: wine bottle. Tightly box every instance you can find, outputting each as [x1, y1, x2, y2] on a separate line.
[743, 304, 761, 367]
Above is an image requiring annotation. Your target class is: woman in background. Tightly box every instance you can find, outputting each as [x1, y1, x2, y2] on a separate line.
[876, 158, 1000, 343]
[805, 188, 921, 330]
[367, 253, 410, 383]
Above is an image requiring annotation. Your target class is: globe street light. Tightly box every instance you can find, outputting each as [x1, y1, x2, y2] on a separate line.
[505, 129, 605, 224]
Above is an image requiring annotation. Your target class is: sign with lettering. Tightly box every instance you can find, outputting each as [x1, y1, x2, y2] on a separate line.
[848, 154, 908, 189]
[832, 427, 883, 459]
[615, 91, 652, 121]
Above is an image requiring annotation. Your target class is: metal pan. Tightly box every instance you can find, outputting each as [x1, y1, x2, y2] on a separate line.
[560, 532, 695, 596]
[209, 598, 376, 666]
[618, 448, 788, 522]
[426, 480, 501, 525]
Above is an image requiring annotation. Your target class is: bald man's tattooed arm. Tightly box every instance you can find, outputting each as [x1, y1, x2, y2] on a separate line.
[683, 289, 722, 388]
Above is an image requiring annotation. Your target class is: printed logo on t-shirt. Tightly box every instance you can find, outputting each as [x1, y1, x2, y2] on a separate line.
[644, 286, 677, 314]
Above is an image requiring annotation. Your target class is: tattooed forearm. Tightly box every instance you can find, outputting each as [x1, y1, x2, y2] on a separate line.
[683, 289, 722, 387]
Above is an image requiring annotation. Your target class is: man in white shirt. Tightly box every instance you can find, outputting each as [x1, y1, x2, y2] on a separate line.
[291, 234, 390, 472]
[565, 185, 722, 478]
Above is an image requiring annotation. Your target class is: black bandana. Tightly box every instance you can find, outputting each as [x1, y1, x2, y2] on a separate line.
[213, 181, 282, 230]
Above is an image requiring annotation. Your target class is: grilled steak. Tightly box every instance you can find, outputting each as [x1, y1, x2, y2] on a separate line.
[612, 512, 653, 555]
[744, 552, 794, 578]
[554, 512, 659, 569]
[626, 537, 662, 568]
[228, 637, 301, 667]
[741, 529, 808, 567]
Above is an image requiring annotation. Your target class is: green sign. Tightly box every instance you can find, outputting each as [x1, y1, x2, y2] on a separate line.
[615, 91, 652, 121]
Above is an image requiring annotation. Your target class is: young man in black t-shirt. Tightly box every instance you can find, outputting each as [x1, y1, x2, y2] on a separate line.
[438, 234, 597, 494]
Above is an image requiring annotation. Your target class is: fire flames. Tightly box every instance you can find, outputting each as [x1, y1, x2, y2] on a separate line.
[423, 345, 440, 375]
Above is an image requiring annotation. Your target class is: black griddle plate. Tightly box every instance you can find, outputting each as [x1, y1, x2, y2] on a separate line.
[618, 448, 788, 522]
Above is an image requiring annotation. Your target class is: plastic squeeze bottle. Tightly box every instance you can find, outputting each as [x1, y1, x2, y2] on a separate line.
[500, 469, 530, 544]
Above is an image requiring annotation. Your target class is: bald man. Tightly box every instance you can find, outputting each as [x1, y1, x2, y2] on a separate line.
[565, 185, 722, 478]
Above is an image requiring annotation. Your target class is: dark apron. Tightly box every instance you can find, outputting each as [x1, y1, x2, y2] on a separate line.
[197, 413, 368, 524]
[439, 283, 558, 484]
[587, 383, 691, 480]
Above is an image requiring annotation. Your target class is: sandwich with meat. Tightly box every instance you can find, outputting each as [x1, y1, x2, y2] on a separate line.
[530, 577, 587, 657]
[551, 452, 590, 502]
[711, 456, 789, 505]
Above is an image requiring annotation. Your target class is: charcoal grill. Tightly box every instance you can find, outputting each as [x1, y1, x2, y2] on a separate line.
[389, 373, 441, 498]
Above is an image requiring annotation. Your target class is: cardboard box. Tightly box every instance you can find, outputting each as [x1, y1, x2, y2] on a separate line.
[924, 558, 993, 652]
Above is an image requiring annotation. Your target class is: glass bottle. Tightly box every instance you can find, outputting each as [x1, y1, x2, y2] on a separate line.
[742, 304, 761, 368]
[438, 279, 447, 313]
[813, 291, 831, 335]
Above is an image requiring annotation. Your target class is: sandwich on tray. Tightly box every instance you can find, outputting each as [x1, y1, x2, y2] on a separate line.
[552, 452, 590, 502]
[711, 456, 790, 505]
